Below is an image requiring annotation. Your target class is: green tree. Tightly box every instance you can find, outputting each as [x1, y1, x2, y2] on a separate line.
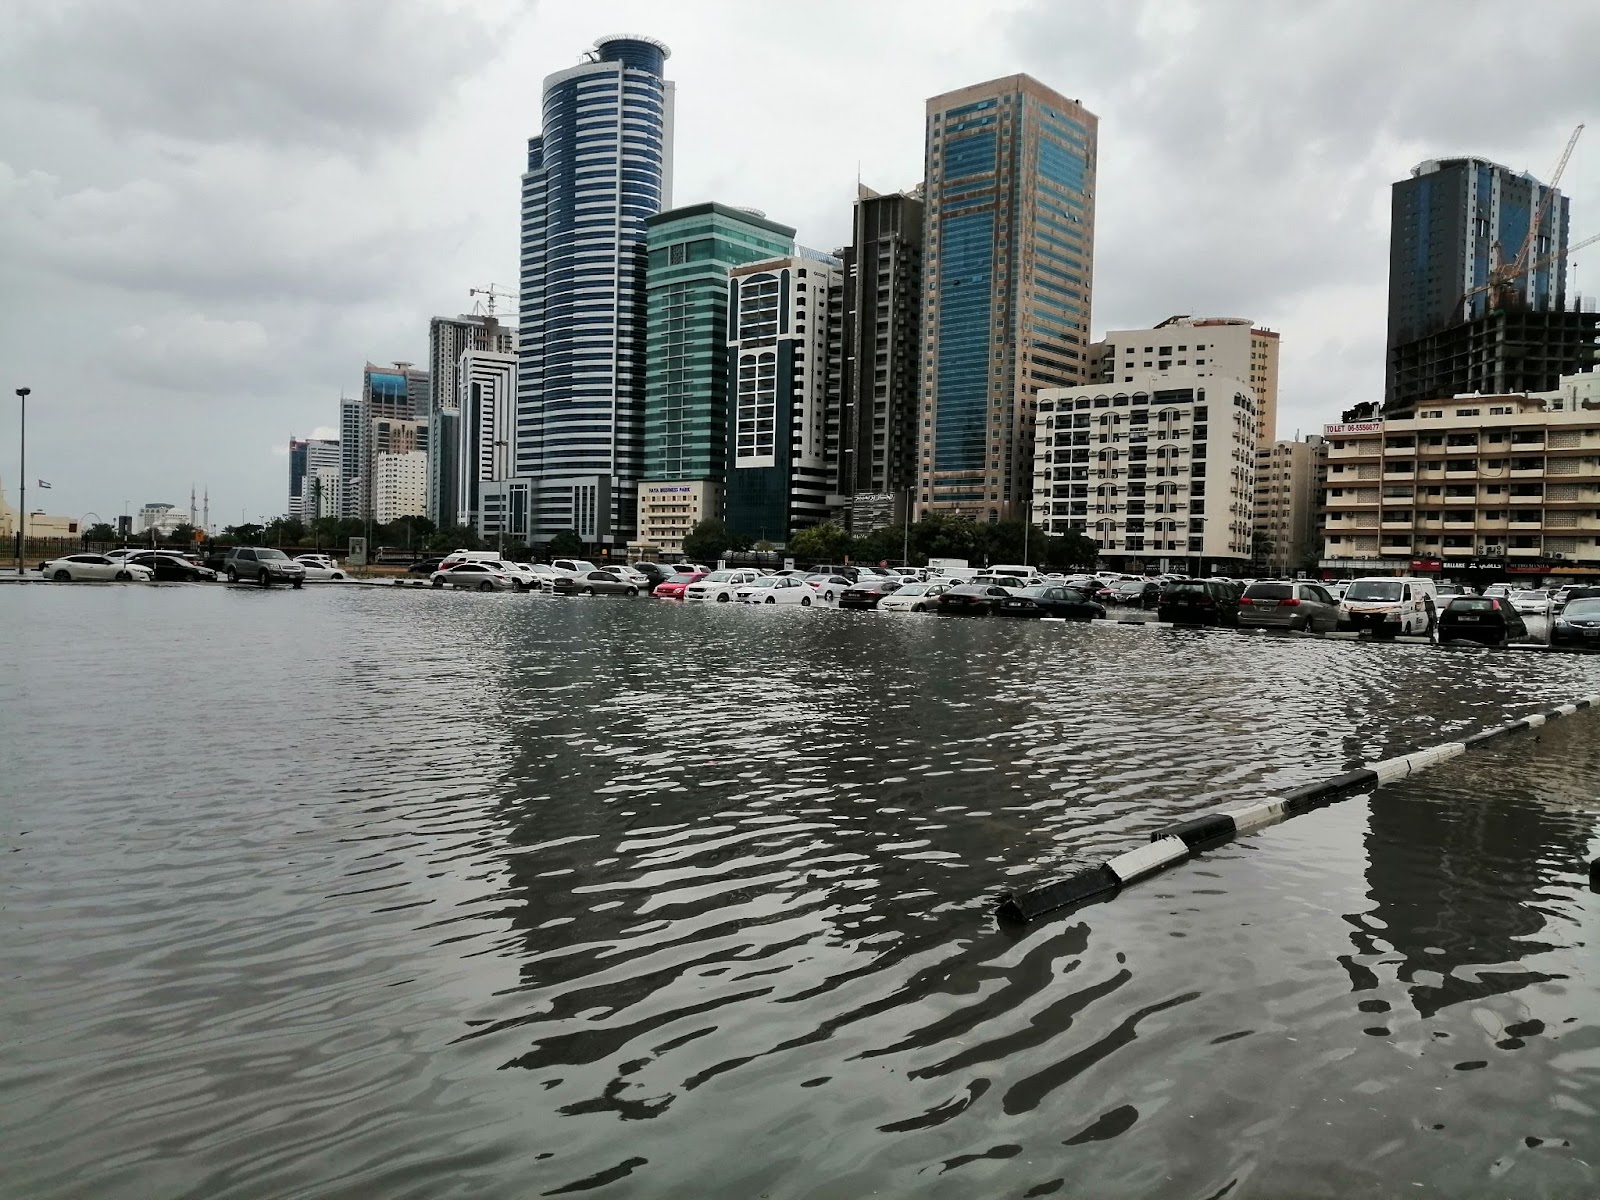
[1039, 529, 1099, 569]
[909, 512, 984, 564]
[426, 524, 483, 554]
[84, 522, 116, 543]
[547, 528, 584, 556]
[226, 523, 264, 544]
[681, 518, 746, 562]
[788, 521, 852, 564]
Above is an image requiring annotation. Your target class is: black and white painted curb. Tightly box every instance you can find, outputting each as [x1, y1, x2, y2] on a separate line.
[995, 692, 1600, 924]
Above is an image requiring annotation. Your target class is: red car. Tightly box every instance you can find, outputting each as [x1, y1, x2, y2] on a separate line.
[653, 570, 708, 599]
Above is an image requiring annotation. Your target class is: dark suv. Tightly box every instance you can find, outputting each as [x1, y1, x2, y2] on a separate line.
[1157, 579, 1241, 626]
[224, 547, 306, 588]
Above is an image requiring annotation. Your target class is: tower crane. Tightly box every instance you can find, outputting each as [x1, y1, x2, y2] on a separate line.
[1464, 123, 1584, 318]
[468, 283, 518, 317]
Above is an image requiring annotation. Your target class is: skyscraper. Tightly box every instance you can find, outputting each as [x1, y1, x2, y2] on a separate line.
[839, 185, 925, 518]
[518, 35, 675, 547]
[288, 436, 339, 521]
[919, 75, 1098, 524]
[636, 202, 795, 553]
[1385, 156, 1594, 413]
[456, 348, 519, 541]
[725, 252, 845, 543]
[428, 314, 516, 529]
[356, 362, 429, 520]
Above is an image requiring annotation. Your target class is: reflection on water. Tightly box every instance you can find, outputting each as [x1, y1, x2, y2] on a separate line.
[1, 586, 1597, 1197]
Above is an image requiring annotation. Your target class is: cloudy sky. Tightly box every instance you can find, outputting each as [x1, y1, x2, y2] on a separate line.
[1, 0, 1596, 527]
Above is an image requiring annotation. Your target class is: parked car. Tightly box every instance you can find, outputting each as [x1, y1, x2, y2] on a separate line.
[1438, 595, 1530, 647]
[877, 581, 949, 613]
[602, 564, 651, 587]
[41, 553, 154, 583]
[802, 574, 854, 603]
[1550, 597, 1600, 649]
[438, 549, 505, 571]
[552, 570, 641, 597]
[549, 558, 600, 579]
[1238, 581, 1342, 632]
[1106, 579, 1162, 609]
[293, 554, 349, 582]
[997, 585, 1105, 620]
[223, 547, 306, 587]
[932, 583, 1013, 616]
[1157, 579, 1241, 626]
[127, 552, 216, 582]
[735, 575, 816, 605]
[838, 578, 904, 610]
[1481, 583, 1516, 602]
[430, 562, 515, 591]
[408, 557, 444, 575]
[684, 568, 762, 602]
[630, 562, 677, 590]
[1508, 588, 1553, 617]
[1555, 584, 1600, 613]
[1338, 577, 1437, 636]
[653, 570, 708, 599]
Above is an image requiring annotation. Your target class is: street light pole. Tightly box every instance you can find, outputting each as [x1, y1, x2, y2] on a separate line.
[902, 485, 913, 567]
[14, 387, 29, 575]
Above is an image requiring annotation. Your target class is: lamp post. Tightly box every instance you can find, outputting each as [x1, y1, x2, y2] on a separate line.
[902, 485, 914, 567]
[14, 387, 29, 575]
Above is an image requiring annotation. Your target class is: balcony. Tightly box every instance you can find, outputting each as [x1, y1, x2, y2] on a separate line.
[1509, 520, 1543, 531]
[1508, 546, 1542, 557]
[1442, 494, 1476, 505]
[1510, 467, 1546, 478]
[1441, 546, 1474, 558]
[1382, 468, 1416, 481]
[1380, 519, 1413, 531]
[1383, 444, 1417, 456]
[1443, 469, 1478, 480]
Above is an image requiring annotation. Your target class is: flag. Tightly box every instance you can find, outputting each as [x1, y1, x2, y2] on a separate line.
[37, 479, 51, 489]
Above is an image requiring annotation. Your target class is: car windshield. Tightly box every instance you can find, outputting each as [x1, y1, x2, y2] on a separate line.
[704, 571, 734, 582]
[1114, 581, 1145, 592]
[1245, 583, 1293, 599]
[896, 583, 929, 595]
[1513, 590, 1546, 600]
[1166, 582, 1210, 594]
[1564, 599, 1600, 618]
[1346, 581, 1402, 601]
[257, 549, 290, 561]
[749, 576, 780, 588]
[665, 573, 695, 584]
[1017, 586, 1056, 599]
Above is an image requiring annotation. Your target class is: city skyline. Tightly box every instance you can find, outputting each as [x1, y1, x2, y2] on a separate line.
[2, 0, 1597, 524]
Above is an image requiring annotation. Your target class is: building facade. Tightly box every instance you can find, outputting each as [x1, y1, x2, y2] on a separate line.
[355, 362, 428, 520]
[635, 202, 795, 552]
[339, 396, 362, 519]
[1385, 156, 1580, 413]
[428, 314, 515, 529]
[1322, 377, 1600, 573]
[374, 451, 428, 525]
[919, 75, 1098, 523]
[637, 480, 717, 557]
[839, 184, 925, 506]
[455, 349, 520, 542]
[1096, 316, 1280, 447]
[1253, 435, 1327, 577]
[518, 34, 674, 548]
[288, 436, 339, 520]
[1032, 371, 1258, 574]
[725, 253, 845, 544]
[303, 465, 341, 521]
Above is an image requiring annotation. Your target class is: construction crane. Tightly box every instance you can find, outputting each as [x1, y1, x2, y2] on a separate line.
[468, 283, 517, 317]
[1462, 123, 1584, 318]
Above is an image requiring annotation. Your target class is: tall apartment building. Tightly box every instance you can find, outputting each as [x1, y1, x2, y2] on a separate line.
[455, 349, 519, 541]
[339, 396, 362, 519]
[1253, 435, 1326, 577]
[838, 184, 924, 526]
[1385, 156, 1594, 413]
[353, 362, 428, 520]
[303, 465, 341, 520]
[1096, 316, 1280, 446]
[518, 35, 674, 548]
[725, 253, 845, 544]
[373, 451, 428, 525]
[1031, 370, 1258, 574]
[919, 75, 1098, 523]
[1322, 375, 1600, 572]
[635, 202, 795, 553]
[428, 314, 515, 529]
[288, 436, 339, 520]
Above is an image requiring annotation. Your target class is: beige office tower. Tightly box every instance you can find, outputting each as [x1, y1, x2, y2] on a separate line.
[1097, 316, 1280, 446]
[918, 75, 1098, 523]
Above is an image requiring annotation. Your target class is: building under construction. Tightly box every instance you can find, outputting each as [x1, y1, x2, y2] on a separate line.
[1388, 307, 1599, 416]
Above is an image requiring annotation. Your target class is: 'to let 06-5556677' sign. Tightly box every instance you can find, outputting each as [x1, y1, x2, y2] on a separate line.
[1322, 421, 1383, 436]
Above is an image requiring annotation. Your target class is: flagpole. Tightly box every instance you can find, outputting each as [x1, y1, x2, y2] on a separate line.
[15, 387, 28, 576]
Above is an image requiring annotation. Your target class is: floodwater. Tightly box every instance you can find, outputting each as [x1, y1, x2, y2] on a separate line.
[2, 585, 1598, 1198]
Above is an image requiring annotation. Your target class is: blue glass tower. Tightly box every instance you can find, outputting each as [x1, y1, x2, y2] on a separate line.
[519, 35, 674, 547]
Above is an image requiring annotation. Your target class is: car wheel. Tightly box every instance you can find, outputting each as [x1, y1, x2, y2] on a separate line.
[584, 586, 595, 596]
[715, 592, 730, 603]
[513, 581, 527, 592]
[911, 603, 924, 613]
[53, 569, 71, 582]
[801, 596, 812, 607]
[765, 595, 777, 605]
[476, 581, 494, 592]
[292, 579, 303, 589]
[432, 577, 446, 588]
[332, 572, 344, 581]
[227, 568, 239, 583]
[625, 586, 638, 597]
[114, 570, 132, 581]
[1290, 615, 1307, 632]
[259, 573, 271, 588]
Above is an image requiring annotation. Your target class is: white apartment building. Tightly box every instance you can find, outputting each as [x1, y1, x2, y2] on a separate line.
[1033, 370, 1258, 573]
[1254, 435, 1327, 577]
[455, 349, 520, 540]
[1322, 377, 1600, 573]
[303, 466, 341, 520]
[1096, 316, 1280, 447]
[636, 480, 718, 557]
[374, 451, 428, 524]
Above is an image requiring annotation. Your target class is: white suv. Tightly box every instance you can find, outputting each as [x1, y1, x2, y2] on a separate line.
[684, 568, 762, 602]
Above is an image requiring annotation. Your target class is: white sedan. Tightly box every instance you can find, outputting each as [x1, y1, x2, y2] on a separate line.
[1509, 588, 1553, 616]
[803, 573, 853, 603]
[735, 575, 816, 606]
[878, 581, 949, 613]
[294, 554, 349, 581]
[429, 562, 516, 591]
[42, 554, 154, 582]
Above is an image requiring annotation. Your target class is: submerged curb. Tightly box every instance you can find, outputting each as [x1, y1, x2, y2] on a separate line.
[995, 693, 1600, 924]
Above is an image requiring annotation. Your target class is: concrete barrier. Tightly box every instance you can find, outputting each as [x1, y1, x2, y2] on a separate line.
[995, 694, 1600, 924]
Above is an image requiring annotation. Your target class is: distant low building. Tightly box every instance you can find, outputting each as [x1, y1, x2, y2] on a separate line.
[1253, 436, 1326, 576]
